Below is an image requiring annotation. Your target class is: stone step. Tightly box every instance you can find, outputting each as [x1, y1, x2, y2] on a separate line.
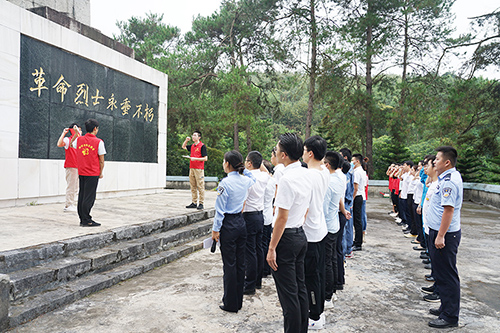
[8, 238, 206, 328]
[0, 210, 212, 274]
[8, 220, 212, 302]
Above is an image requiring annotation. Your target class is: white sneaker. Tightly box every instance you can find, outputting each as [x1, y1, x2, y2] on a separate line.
[395, 217, 402, 223]
[324, 299, 333, 309]
[64, 205, 77, 212]
[308, 313, 325, 330]
[389, 212, 398, 217]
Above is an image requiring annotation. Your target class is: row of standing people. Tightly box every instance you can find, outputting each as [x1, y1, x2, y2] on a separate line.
[211, 133, 369, 332]
[386, 147, 463, 329]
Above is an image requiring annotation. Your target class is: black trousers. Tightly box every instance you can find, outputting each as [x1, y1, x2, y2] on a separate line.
[390, 190, 399, 214]
[305, 236, 326, 321]
[77, 175, 99, 224]
[408, 194, 418, 235]
[336, 212, 346, 288]
[353, 195, 363, 247]
[325, 231, 338, 300]
[243, 211, 264, 291]
[220, 213, 247, 312]
[428, 228, 461, 324]
[261, 224, 272, 277]
[272, 227, 308, 333]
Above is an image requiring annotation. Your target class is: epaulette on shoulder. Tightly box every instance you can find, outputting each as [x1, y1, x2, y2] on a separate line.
[443, 173, 452, 181]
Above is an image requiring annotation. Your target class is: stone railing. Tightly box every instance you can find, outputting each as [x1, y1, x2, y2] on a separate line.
[165, 176, 219, 190]
[367, 180, 500, 209]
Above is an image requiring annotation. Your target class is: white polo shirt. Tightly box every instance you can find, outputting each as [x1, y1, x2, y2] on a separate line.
[263, 177, 276, 226]
[274, 161, 312, 229]
[400, 172, 411, 199]
[303, 166, 329, 242]
[243, 169, 270, 212]
[353, 166, 367, 200]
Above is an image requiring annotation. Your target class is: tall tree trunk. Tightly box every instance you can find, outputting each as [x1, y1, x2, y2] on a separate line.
[233, 101, 239, 151]
[306, 0, 317, 139]
[400, 6, 409, 105]
[246, 126, 252, 152]
[365, 0, 374, 177]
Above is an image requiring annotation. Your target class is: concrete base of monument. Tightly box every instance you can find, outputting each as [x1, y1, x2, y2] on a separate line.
[11, 196, 500, 332]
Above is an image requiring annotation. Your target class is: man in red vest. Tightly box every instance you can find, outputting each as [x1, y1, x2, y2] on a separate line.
[71, 119, 106, 227]
[182, 130, 208, 210]
[57, 123, 81, 212]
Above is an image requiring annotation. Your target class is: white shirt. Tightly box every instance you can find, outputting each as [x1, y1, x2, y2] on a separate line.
[353, 166, 367, 200]
[408, 177, 418, 195]
[413, 177, 423, 204]
[273, 163, 285, 184]
[243, 169, 270, 212]
[422, 180, 438, 234]
[274, 161, 312, 229]
[263, 177, 276, 226]
[400, 172, 411, 199]
[303, 166, 329, 242]
[323, 169, 346, 234]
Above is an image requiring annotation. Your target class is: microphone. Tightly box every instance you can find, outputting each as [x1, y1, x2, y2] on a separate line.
[211, 239, 217, 253]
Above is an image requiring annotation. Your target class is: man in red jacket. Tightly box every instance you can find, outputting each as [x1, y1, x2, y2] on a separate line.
[71, 119, 106, 227]
[182, 131, 208, 210]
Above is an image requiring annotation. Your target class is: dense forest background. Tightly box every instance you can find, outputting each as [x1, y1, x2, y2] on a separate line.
[114, 0, 500, 182]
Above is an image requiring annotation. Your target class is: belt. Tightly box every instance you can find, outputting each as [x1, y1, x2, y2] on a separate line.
[243, 211, 263, 216]
[224, 212, 242, 217]
[283, 226, 303, 234]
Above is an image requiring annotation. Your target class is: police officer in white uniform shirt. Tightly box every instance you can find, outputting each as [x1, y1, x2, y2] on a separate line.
[426, 146, 463, 329]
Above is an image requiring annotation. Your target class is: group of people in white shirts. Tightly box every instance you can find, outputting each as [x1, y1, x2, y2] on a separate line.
[212, 133, 369, 332]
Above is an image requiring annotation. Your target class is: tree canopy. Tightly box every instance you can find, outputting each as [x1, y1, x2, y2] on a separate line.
[115, 1, 500, 183]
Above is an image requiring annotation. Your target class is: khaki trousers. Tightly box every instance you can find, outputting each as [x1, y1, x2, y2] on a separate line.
[65, 167, 79, 207]
[189, 168, 205, 205]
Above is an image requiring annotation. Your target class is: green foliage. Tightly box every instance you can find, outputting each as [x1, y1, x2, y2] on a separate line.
[117, 4, 500, 184]
[115, 13, 180, 65]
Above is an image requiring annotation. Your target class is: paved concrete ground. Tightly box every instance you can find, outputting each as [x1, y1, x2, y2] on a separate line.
[5, 193, 500, 332]
[0, 190, 217, 252]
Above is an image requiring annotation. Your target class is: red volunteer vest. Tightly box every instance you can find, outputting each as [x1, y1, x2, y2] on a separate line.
[64, 132, 78, 168]
[76, 133, 102, 176]
[190, 142, 205, 169]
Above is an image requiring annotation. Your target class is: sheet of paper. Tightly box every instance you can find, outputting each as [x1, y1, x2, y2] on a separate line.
[203, 237, 214, 249]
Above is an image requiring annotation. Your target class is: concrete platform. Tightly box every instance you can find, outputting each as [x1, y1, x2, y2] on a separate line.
[4, 193, 500, 332]
[0, 189, 217, 252]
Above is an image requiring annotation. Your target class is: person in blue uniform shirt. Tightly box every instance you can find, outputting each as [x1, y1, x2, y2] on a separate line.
[426, 146, 463, 329]
[212, 150, 256, 313]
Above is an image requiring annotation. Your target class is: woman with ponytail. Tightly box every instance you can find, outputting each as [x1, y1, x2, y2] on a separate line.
[212, 150, 256, 313]
[57, 123, 82, 212]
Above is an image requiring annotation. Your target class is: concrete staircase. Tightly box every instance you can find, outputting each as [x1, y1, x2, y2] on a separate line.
[0, 209, 215, 330]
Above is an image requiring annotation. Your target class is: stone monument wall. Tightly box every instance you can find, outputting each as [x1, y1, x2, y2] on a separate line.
[0, 0, 168, 207]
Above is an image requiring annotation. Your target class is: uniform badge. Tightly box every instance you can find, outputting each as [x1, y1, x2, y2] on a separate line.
[443, 187, 452, 198]
[217, 186, 225, 196]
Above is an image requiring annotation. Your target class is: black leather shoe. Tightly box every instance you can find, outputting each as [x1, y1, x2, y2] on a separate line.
[426, 276, 435, 282]
[414, 246, 425, 251]
[352, 246, 362, 251]
[424, 263, 432, 269]
[243, 288, 256, 295]
[197, 204, 204, 210]
[421, 285, 435, 294]
[428, 318, 458, 328]
[186, 203, 197, 208]
[422, 259, 430, 264]
[219, 305, 238, 313]
[429, 308, 441, 316]
[420, 254, 429, 259]
[81, 221, 101, 227]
